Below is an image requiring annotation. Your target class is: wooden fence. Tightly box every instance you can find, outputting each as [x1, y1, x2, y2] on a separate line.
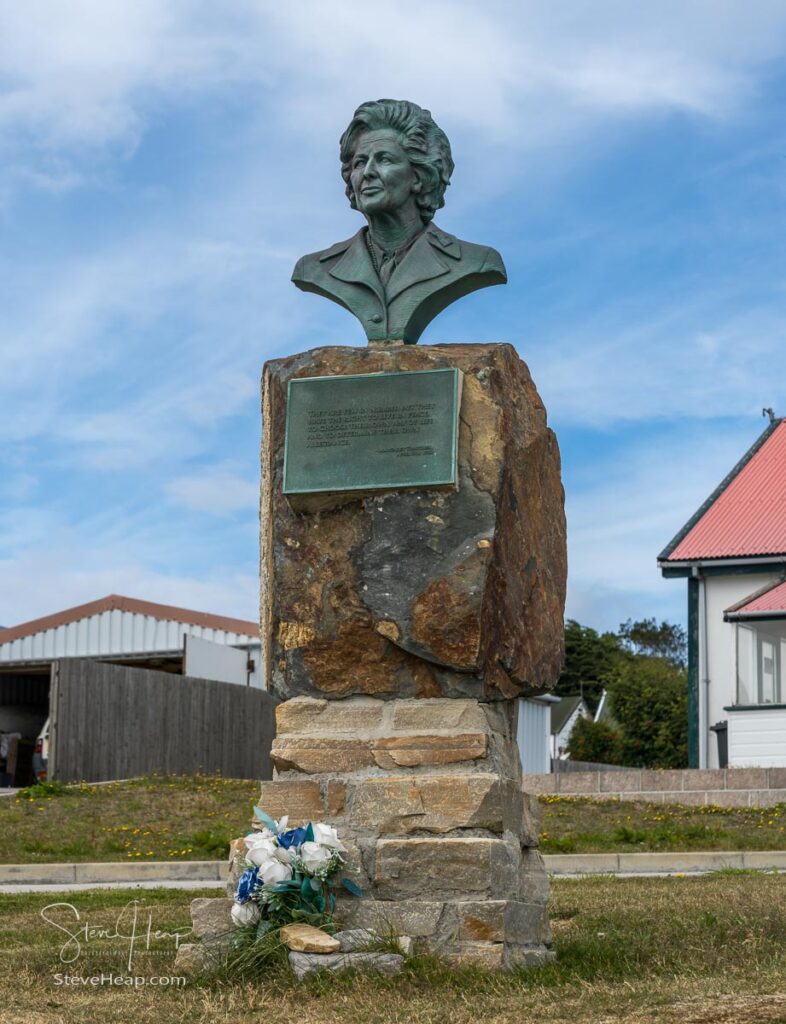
[49, 659, 276, 783]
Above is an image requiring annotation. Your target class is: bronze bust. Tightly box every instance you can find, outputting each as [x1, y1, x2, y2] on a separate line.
[292, 99, 507, 345]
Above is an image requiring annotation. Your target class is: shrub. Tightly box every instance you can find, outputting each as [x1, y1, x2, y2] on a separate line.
[607, 656, 688, 768]
[567, 716, 625, 765]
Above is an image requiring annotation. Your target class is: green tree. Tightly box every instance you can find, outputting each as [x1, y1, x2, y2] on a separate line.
[606, 656, 689, 768]
[618, 618, 687, 667]
[566, 716, 624, 765]
[557, 619, 623, 713]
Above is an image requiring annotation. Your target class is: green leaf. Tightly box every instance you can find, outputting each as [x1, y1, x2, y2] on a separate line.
[309, 877, 322, 892]
[252, 806, 278, 833]
[303, 822, 315, 843]
[301, 875, 312, 898]
[341, 878, 363, 897]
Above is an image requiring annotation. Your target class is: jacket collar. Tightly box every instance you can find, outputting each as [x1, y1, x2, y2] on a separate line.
[326, 223, 461, 303]
[326, 229, 383, 303]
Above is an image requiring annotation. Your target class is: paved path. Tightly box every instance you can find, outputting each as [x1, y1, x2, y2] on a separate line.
[0, 851, 784, 892]
[0, 880, 225, 893]
[544, 850, 786, 876]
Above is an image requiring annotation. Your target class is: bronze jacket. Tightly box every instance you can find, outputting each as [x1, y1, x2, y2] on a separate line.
[291, 223, 506, 345]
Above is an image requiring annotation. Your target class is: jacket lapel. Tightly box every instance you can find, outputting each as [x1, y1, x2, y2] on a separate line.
[385, 230, 451, 304]
[328, 229, 384, 305]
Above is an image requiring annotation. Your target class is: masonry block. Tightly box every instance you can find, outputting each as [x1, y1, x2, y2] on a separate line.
[256, 780, 324, 822]
[725, 768, 769, 790]
[374, 837, 518, 899]
[556, 772, 599, 794]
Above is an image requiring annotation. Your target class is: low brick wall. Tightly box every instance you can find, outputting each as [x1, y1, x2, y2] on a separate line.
[524, 767, 786, 807]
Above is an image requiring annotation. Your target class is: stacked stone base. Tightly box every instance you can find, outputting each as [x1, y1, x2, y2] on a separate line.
[230, 695, 554, 970]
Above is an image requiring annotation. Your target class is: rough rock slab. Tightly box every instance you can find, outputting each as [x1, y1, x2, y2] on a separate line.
[190, 897, 233, 939]
[261, 343, 566, 700]
[336, 899, 447, 938]
[289, 950, 405, 981]
[173, 938, 231, 974]
[334, 928, 415, 955]
[280, 923, 340, 953]
[334, 928, 380, 951]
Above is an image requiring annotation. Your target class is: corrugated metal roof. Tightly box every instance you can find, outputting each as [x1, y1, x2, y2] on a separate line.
[728, 578, 786, 615]
[664, 420, 786, 561]
[0, 594, 259, 644]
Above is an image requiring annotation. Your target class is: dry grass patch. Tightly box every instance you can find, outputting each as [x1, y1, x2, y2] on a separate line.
[1, 873, 785, 1023]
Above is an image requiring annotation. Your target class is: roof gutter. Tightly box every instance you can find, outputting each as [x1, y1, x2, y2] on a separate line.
[724, 610, 786, 622]
[659, 555, 786, 570]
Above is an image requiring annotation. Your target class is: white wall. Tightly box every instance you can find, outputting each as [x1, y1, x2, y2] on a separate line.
[728, 706, 786, 766]
[517, 697, 552, 774]
[703, 573, 781, 768]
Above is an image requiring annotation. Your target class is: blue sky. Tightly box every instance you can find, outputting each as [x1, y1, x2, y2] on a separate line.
[2, 1, 785, 632]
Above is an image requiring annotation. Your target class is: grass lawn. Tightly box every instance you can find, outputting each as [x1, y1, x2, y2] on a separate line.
[1, 874, 785, 1023]
[1, 775, 784, 864]
[539, 795, 786, 854]
[0, 776, 259, 863]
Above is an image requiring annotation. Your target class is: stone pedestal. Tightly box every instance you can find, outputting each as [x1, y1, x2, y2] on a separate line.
[248, 694, 554, 967]
[261, 343, 566, 701]
[250, 342, 565, 969]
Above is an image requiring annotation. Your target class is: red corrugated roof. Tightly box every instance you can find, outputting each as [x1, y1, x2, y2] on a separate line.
[730, 579, 786, 615]
[665, 420, 786, 561]
[0, 594, 259, 644]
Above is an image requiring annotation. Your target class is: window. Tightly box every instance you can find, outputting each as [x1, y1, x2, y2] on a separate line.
[736, 622, 786, 704]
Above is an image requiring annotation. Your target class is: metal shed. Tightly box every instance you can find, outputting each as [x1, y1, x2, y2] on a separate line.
[0, 594, 264, 785]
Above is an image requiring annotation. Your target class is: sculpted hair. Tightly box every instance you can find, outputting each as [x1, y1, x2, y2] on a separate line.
[339, 99, 454, 224]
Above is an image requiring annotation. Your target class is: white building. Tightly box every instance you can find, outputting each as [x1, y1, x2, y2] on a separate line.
[0, 594, 262, 785]
[659, 417, 786, 768]
[0, 593, 262, 685]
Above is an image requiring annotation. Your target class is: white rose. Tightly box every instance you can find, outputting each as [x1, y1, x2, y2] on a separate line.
[300, 841, 331, 874]
[275, 816, 289, 833]
[274, 844, 297, 865]
[311, 823, 346, 852]
[244, 837, 278, 866]
[231, 901, 260, 927]
[258, 857, 294, 886]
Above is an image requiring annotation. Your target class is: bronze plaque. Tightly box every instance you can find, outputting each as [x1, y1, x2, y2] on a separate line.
[283, 368, 461, 495]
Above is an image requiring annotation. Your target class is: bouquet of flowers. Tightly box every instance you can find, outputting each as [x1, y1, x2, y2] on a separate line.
[230, 806, 362, 934]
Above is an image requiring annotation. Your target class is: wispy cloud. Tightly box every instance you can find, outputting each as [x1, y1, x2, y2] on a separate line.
[2, 2, 785, 627]
[167, 462, 257, 516]
[536, 301, 786, 430]
[4, 1, 785, 200]
[563, 419, 768, 628]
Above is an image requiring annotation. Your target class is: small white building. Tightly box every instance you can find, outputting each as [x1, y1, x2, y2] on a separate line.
[550, 695, 591, 761]
[659, 418, 786, 768]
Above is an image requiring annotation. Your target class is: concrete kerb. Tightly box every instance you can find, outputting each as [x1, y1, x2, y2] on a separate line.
[544, 850, 786, 875]
[0, 852, 785, 888]
[0, 860, 225, 885]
